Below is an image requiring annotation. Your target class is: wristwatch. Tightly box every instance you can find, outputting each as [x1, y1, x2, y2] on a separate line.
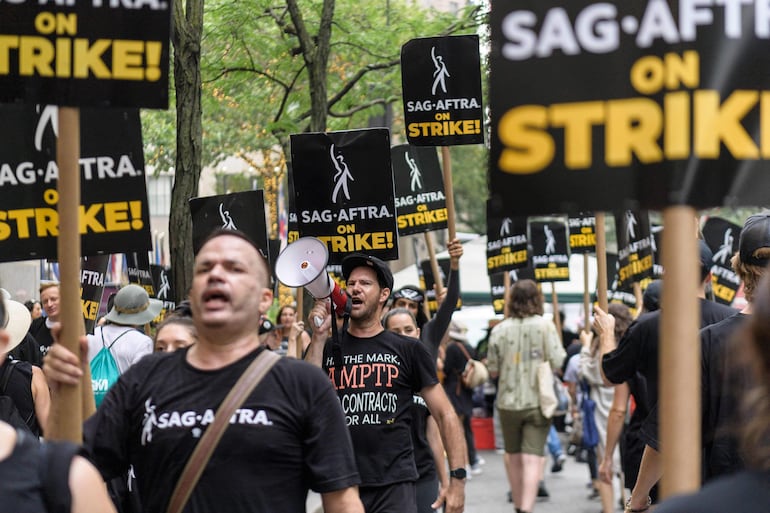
[449, 468, 467, 480]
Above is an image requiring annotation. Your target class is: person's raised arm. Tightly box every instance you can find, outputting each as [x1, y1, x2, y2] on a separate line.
[591, 306, 618, 386]
[426, 239, 463, 346]
[305, 300, 331, 367]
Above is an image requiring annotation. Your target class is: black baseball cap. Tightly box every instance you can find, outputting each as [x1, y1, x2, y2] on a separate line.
[699, 239, 714, 281]
[739, 213, 770, 266]
[392, 285, 425, 304]
[341, 253, 394, 290]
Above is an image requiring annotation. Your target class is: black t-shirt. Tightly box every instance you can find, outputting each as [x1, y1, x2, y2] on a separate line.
[27, 318, 54, 358]
[700, 313, 748, 480]
[410, 395, 436, 482]
[603, 299, 736, 403]
[655, 470, 770, 513]
[322, 329, 439, 486]
[0, 360, 40, 436]
[84, 346, 360, 513]
[8, 334, 42, 367]
[443, 341, 475, 417]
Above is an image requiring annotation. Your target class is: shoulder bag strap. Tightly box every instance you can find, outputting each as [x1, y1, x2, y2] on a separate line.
[165, 349, 281, 513]
[454, 340, 472, 362]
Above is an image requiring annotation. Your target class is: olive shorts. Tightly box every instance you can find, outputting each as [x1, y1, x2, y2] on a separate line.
[498, 406, 551, 456]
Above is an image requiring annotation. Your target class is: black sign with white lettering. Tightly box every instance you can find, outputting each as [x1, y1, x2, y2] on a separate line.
[391, 144, 447, 236]
[189, 190, 270, 262]
[702, 217, 742, 306]
[615, 210, 654, 289]
[286, 163, 299, 244]
[291, 129, 398, 263]
[490, 267, 536, 315]
[419, 257, 461, 315]
[81, 254, 109, 335]
[0, 105, 151, 262]
[126, 251, 154, 297]
[486, 206, 529, 275]
[529, 219, 570, 283]
[568, 214, 596, 254]
[150, 264, 175, 319]
[489, 0, 770, 218]
[401, 35, 484, 146]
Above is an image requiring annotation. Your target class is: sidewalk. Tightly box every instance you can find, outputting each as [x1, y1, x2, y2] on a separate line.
[308, 445, 624, 513]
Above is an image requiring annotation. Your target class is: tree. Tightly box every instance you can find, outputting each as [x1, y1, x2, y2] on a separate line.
[145, 0, 486, 300]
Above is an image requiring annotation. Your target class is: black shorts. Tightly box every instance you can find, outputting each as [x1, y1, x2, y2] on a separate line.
[360, 482, 417, 513]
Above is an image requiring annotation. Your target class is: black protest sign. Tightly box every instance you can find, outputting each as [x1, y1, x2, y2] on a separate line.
[391, 144, 447, 236]
[651, 225, 665, 280]
[529, 219, 570, 283]
[486, 207, 529, 275]
[290, 129, 398, 264]
[419, 258, 461, 315]
[126, 251, 154, 296]
[702, 217, 742, 305]
[489, 1, 770, 218]
[0, 1, 170, 108]
[150, 264, 175, 319]
[286, 163, 300, 244]
[189, 190, 270, 261]
[615, 210, 654, 289]
[81, 254, 109, 334]
[568, 214, 596, 254]
[401, 35, 484, 146]
[490, 266, 536, 315]
[605, 254, 638, 310]
[0, 105, 151, 263]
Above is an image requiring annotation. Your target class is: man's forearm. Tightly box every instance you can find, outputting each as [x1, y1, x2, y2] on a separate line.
[435, 409, 467, 469]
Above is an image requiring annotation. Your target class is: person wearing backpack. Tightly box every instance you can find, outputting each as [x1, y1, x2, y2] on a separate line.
[87, 284, 162, 407]
[0, 295, 50, 437]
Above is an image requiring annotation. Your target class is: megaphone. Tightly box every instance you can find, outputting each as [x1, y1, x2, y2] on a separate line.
[274, 237, 351, 318]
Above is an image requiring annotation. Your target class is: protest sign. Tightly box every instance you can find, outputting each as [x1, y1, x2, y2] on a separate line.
[401, 35, 484, 146]
[490, 1, 770, 218]
[0, 0, 170, 108]
[529, 218, 570, 282]
[126, 251, 154, 296]
[290, 129, 398, 263]
[702, 217, 742, 305]
[486, 208, 529, 275]
[150, 264, 175, 319]
[419, 257, 461, 314]
[391, 144, 448, 236]
[615, 210, 654, 290]
[80, 254, 109, 334]
[490, 267, 536, 315]
[286, 163, 300, 244]
[189, 190, 270, 261]
[568, 214, 596, 254]
[0, 105, 152, 262]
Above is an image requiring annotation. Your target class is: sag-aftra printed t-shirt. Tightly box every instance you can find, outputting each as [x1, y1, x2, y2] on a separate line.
[83, 347, 360, 513]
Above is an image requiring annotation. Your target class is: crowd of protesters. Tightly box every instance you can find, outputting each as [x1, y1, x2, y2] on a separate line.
[0, 213, 769, 512]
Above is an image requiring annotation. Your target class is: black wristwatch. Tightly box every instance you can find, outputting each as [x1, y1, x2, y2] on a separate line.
[449, 468, 467, 480]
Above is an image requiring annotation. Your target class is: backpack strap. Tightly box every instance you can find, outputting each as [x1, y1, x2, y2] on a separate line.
[101, 327, 135, 350]
[36, 437, 78, 513]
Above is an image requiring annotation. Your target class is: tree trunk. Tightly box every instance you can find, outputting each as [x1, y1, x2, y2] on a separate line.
[170, 0, 204, 303]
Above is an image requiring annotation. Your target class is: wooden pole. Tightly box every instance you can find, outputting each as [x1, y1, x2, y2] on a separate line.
[595, 213, 608, 312]
[48, 107, 84, 442]
[503, 270, 511, 318]
[633, 282, 643, 317]
[424, 231, 444, 295]
[583, 253, 591, 332]
[659, 206, 700, 498]
[551, 282, 562, 345]
[440, 147, 456, 241]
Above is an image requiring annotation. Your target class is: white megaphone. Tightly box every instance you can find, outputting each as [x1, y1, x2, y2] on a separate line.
[274, 237, 351, 318]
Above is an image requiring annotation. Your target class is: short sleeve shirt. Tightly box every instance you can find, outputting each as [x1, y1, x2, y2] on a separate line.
[322, 329, 439, 486]
[83, 347, 360, 513]
[487, 315, 565, 411]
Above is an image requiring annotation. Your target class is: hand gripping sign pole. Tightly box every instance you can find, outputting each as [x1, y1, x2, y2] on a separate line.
[660, 207, 700, 498]
[47, 108, 91, 443]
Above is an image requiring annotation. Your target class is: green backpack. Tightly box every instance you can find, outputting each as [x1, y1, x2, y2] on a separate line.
[90, 329, 132, 407]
